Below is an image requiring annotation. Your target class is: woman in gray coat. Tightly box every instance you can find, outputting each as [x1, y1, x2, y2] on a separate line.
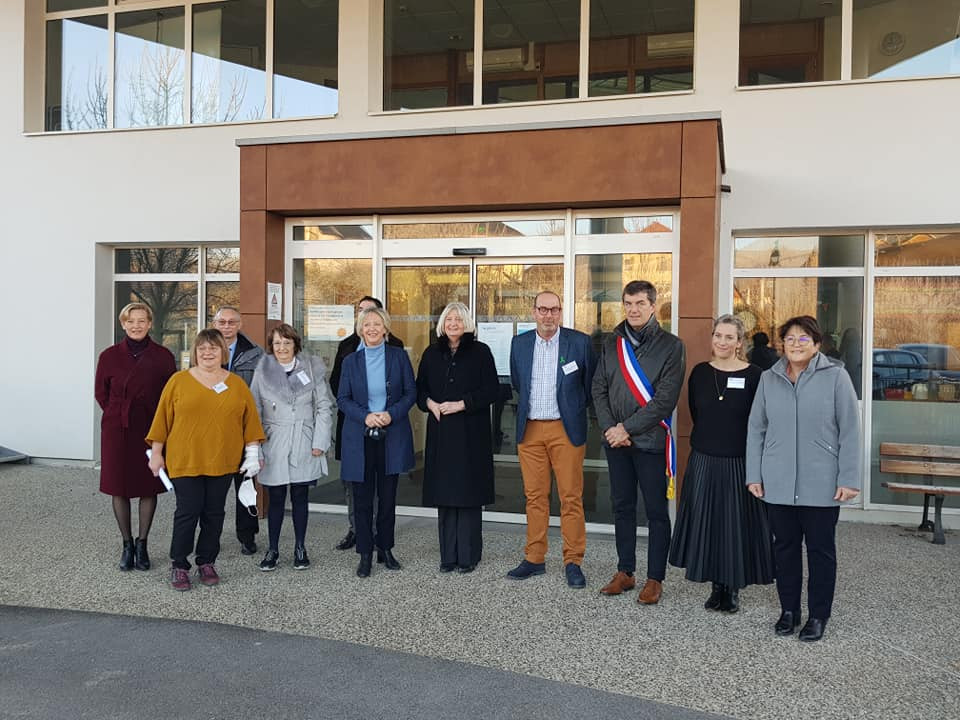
[746, 315, 861, 642]
[250, 324, 334, 571]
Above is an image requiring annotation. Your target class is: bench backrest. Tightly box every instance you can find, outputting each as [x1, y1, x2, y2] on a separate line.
[879, 443, 960, 478]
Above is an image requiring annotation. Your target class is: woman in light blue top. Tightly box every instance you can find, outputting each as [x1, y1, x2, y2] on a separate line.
[336, 307, 416, 578]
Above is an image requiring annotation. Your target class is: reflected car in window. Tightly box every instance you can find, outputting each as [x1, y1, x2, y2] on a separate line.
[896, 343, 960, 381]
[872, 349, 931, 399]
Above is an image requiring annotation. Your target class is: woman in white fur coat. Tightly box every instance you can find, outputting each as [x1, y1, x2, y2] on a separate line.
[250, 323, 334, 572]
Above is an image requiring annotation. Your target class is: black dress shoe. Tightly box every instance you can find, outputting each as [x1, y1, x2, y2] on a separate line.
[457, 564, 476, 574]
[336, 530, 356, 551]
[798, 617, 828, 642]
[439, 563, 456, 573]
[356, 553, 372, 578]
[775, 610, 803, 636]
[719, 589, 740, 614]
[133, 538, 150, 571]
[240, 539, 257, 555]
[704, 583, 724, 610]
[119, 539, 135, 571]
[381, 549, 401, 570]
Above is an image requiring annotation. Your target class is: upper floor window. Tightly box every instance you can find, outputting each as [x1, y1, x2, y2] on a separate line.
[383, 0, 694, 111]
[43, 0, 338, 131]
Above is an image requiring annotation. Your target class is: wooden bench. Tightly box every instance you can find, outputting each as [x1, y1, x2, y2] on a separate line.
[880, 443, 960, 545]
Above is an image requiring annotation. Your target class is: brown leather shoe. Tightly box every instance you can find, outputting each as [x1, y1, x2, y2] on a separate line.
[600, 571, 636, 595]
[637, 579, 662, 605]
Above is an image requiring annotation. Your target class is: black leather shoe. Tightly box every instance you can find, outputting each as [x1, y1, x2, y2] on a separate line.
[457, 564, 476, 574]
[704, 583, 724, 610]
[356, 553, 372, 578]
[119, 540, 135, 571]
[133, 538, 150, 571]
[381, 549, 401, 570]
[719, 589, 740, 614]
[240, 539, 257, 555]
[439, 562, 456, 573]
[336, 530, 356, 551]
[775, 610, 802, 636]
[798, 617, 828, 642]
[293, 545, 310, 570]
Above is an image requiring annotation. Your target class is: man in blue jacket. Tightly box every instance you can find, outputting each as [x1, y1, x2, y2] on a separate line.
[506, 291, 595, 588]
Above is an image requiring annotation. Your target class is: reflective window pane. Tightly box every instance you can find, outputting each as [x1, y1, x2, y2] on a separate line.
[293, 225, 375, 241]
[115, 8, 185, 128]
[115, 247, 198, 274]
[734, 235, 864, 268]
[875, 232, 960, 267]
[589, 0, 694, 97]
[383, 0, 474, 111]
[191, 0, 266, 124]
[383, 220, 564, 240]
[853, 0, 960, 80]
[47, 0, 106, 10]
[576, 215, 674, 235]
[274, 0, 338, 118]
[739, 0, 841, 85]
[115, 281, 197, 364]
[205, 281, 239, 326]
[734, 277, 864, 397]
[45, 16, 109, 131]
[483, 0, 579, 104]
[870, 276, 960, 507]
[205, 247, 240, 274]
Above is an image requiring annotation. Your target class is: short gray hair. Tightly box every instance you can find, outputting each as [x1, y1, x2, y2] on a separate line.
[356, 306, 392, 335]
[436, 302, 476, 337]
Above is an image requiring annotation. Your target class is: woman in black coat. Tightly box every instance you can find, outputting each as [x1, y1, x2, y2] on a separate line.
[416, 302, 499, 573]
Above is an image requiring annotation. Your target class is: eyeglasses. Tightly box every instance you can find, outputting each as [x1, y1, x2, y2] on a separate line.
[535, 306, 562, 315]
[272, 339, 295, 347]
[783, 336, 812, 346]
[215, 319, 240, 326]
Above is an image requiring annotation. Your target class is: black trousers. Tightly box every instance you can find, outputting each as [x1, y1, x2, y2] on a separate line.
[352, 437, 398, 555]
[438, 506, 482, 568]
[767, 504, 840, 619]
[170, 474, 233, 570]
[233, 473, 259, 543]
[605, 446, 671, 581]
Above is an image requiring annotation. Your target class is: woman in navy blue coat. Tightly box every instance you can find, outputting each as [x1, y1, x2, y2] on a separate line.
[337, 307, 416, 578]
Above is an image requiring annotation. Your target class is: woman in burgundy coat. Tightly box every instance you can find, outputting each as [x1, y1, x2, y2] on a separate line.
[95, 302, 176, 571]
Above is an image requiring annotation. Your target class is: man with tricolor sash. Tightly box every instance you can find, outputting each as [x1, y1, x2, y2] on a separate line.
[593, 280, 685, 605]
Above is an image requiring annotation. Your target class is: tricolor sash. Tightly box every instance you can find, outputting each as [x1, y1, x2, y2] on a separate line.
[615, 336, 677, 500]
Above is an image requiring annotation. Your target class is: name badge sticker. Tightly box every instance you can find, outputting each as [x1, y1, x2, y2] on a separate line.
[727, 377, 746, 390]
[296, 370, 311, 386]
[561, 360, 579, 375]
[213, 381, 229, 394]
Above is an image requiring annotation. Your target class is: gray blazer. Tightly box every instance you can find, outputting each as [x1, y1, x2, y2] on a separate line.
[250, 353, 335, 487]
[746, 352, 862, 507]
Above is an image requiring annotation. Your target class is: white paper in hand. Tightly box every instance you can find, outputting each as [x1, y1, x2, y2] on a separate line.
[145, 449, 174, 492]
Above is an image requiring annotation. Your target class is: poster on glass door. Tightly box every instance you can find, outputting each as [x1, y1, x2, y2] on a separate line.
[307, 305, 354, 341]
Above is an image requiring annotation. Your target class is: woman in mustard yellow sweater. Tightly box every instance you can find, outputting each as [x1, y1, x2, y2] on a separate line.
[148, 328, 265, 592]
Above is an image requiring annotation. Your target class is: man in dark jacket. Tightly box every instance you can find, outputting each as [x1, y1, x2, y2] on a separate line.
[213, 306, 264, 554]
[329, 296, 403, 551]
[592, 280, 685, 606]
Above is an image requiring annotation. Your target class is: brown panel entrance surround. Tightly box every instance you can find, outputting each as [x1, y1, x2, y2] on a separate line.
[239, 120, 722, 464]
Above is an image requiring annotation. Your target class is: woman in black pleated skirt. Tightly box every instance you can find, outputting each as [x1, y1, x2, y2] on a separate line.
[669, 315, 774, 612]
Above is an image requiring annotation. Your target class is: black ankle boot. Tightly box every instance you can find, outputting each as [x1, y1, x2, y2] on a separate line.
[133, 538, 150, 571]
[357, 553, 372, 578]
[719, 588, 740, 613]
[119, 540, 135, 571]
[705, 583, 724, 610]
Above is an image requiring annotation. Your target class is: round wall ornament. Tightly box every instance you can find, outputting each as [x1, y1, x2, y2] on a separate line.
[880, 31, 905, 56]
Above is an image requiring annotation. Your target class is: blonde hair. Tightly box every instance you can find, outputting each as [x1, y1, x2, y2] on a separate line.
[356, 307, 392, 335]
[119, 302, 153, 324]
[713, 314, 747, 360]
[436, 302, 476, 337]
[190, 328, 229, 367]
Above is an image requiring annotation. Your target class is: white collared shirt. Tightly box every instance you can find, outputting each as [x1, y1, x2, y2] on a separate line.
[528, 331, 561, 420]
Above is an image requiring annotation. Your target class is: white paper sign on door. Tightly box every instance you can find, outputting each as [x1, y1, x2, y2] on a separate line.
[267, 282, 282, 320]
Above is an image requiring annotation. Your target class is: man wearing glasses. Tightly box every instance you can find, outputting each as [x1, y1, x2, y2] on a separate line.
[213, 306, 265, 555]
[506, 291, 596, 588]
[328, 296, 404, 551]
[592, 280, 685, 605]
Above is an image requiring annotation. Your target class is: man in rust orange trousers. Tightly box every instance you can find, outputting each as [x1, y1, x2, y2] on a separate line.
[506, 291, 596, 588]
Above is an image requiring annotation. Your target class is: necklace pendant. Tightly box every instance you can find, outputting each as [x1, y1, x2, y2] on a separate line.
[718, 395, 724, 401]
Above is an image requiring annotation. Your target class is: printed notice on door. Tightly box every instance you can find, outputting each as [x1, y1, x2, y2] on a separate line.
[477, 322, 514, 376]
[307, 305, 354, 341]
[267, 282, 282, 320]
